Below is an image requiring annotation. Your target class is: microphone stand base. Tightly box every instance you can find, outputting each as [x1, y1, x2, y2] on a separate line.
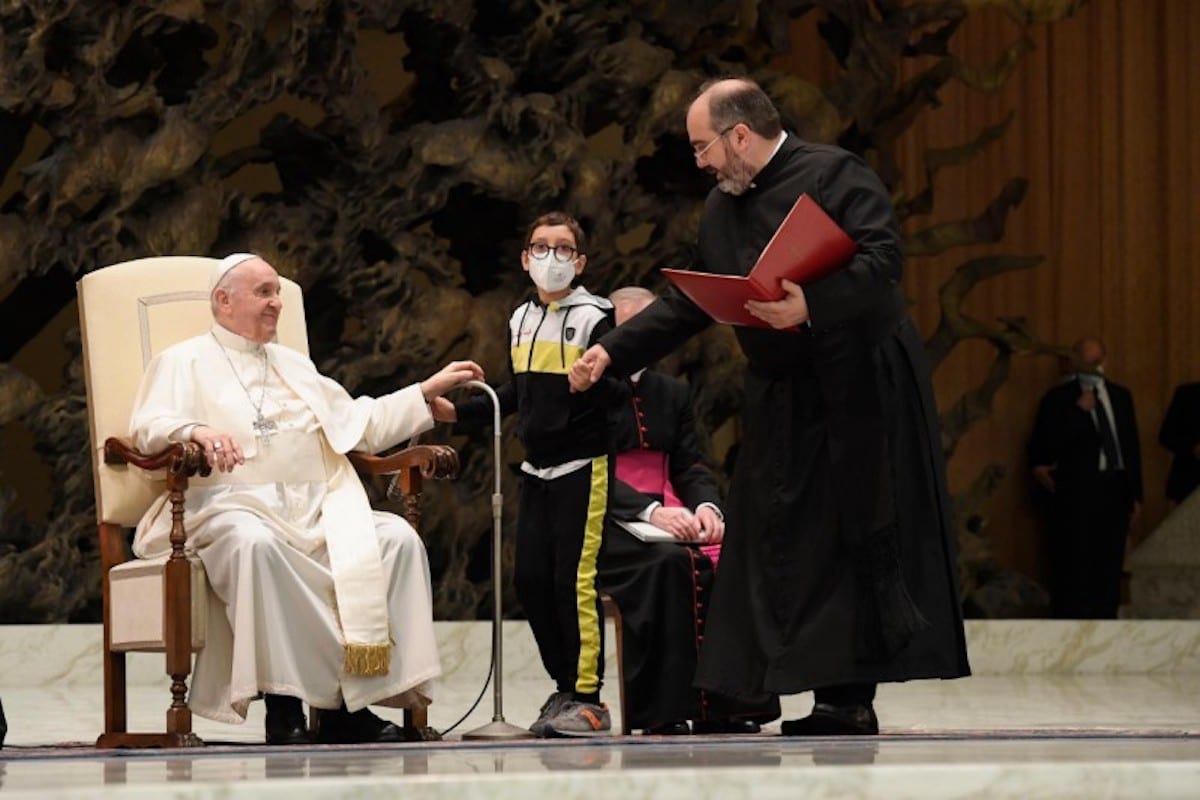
[461, 719, 537, 741]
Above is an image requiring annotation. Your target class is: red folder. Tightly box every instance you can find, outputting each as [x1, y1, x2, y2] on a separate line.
[662, 194, 857, 328]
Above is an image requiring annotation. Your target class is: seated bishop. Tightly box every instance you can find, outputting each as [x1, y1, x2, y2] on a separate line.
[597, 287, 779, 735]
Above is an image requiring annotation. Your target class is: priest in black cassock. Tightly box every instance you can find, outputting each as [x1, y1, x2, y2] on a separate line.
[571, 78, 969, 735]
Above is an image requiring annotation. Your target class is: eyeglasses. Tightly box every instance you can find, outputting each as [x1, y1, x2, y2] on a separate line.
[693, 125, 736, 162]
[527, 242, 578, 262]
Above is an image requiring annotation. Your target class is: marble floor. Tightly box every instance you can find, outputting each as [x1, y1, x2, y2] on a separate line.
[2, 734, 1199, 800]
[2, 621, 1199, 798]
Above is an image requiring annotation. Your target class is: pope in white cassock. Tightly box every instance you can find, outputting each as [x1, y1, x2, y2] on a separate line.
[128, 253, 483, 744]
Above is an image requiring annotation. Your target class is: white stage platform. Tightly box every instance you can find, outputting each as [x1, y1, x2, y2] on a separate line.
[1, 620, 1198, 798]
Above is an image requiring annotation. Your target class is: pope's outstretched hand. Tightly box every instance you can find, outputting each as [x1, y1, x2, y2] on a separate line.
[421, 360, 485, 402]
[569, 345, 612, 392]
[420, 360, 485, 423]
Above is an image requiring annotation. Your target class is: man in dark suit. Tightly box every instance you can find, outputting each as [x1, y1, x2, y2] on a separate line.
[1029, 337, 1142, 618]
[1159, 382, 1200, 504]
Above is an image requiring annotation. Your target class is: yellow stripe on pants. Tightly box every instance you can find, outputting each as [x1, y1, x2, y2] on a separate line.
[574, 455, 607, 694]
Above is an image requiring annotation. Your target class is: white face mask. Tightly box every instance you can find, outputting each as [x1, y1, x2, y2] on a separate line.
[528, 252, 576, 293]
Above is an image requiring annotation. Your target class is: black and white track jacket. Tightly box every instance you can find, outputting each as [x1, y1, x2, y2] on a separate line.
[455, 286, 630, 469]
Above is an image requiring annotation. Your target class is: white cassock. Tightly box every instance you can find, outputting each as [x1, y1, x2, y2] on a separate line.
[129, 323, 440, 724]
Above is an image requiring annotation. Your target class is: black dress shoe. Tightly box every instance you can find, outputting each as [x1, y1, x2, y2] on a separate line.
[692, 718, 762, 735]
[781, 703, 879, 736]
[264, 694, 310, 745]
[643, 720, 691, 736]
[316, 706, 406, 744]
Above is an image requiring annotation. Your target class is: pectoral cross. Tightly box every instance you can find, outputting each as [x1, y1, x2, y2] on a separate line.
[253, 412, 278, 446]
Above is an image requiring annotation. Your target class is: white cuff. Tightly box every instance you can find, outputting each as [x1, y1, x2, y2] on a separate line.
[169, 423, 200, 444]
[696, 501, 723, 521]
[637, 501, 662, 522]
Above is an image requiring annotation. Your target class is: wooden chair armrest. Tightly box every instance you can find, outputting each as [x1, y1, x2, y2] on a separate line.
[100, 438, 210, 571]
[348, 445, 459, 530]
[104, 438, 212, 478]
[347, 445, 459, 480]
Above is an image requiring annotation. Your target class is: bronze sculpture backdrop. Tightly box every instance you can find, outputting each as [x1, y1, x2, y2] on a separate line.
[0, 0, 1088, 622]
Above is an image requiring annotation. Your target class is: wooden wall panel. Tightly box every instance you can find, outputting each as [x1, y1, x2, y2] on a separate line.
[784, 0, 1200, 586]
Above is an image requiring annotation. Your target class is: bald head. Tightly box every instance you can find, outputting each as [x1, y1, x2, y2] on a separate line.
[610, 286, 656, 326]
[690, 78, 783, 140]
[1072, 336, 1106, 370]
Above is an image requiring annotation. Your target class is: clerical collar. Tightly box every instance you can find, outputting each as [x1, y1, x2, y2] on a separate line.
[211, 323, 267, 353]
[766, 131, 788, 163]
[748, 132, 788, 191]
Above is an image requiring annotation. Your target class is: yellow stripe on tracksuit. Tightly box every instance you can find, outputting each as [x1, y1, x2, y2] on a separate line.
[511, 340, 587, 375]
[574, 454, 608, 694]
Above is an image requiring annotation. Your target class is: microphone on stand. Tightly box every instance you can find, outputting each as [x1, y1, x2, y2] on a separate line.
[458, 380, 536, 741]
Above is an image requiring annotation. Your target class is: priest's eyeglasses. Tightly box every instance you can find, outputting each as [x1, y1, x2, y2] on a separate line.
[528, 242, 579, 262]
[693, 125, 736, 162]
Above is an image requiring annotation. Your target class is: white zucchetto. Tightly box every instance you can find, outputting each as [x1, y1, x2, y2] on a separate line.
[209, 252, 259, 295]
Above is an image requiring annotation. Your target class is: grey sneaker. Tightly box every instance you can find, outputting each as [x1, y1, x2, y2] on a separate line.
[530, 691, 573, 737]
[544, 701, 611, 737]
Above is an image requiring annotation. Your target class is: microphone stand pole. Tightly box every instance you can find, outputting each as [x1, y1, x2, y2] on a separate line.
[461, 381, 535, 740]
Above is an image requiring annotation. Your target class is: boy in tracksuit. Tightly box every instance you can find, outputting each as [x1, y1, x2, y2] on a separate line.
[438, 211, 628, 736]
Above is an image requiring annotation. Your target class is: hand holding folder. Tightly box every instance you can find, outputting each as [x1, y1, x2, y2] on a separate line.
[662, 194, 857, 328]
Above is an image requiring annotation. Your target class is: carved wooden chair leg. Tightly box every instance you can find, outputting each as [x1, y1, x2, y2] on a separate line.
[161, 467, 202, 747]
[403, 707, 440, 741]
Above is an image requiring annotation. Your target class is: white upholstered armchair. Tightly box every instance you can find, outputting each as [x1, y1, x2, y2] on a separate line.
[78, 256, 456, 748]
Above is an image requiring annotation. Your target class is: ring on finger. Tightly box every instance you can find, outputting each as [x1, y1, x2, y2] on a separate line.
[212, 442, 223, 451]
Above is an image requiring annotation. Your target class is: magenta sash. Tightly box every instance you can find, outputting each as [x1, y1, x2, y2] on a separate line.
[615, 449, 721, 569]
[615, 449, 682, 506]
